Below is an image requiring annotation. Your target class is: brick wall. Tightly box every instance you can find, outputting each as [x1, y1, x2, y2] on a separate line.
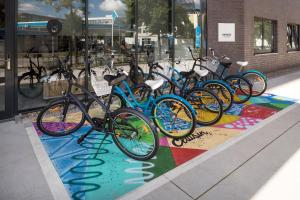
[207, 0, 300, 74]
[244, 0, 300, 73]
[207, 0, 244, 73]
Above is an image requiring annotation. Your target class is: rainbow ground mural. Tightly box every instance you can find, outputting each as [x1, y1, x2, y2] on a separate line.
[33, 93, 297, 200]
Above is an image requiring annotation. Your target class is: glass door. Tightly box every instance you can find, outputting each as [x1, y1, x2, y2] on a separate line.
[0, 0, 14, 119]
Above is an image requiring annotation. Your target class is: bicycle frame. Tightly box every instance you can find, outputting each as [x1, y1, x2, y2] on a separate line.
[63, 79, 116, 132]
[114, 80, 155, 116]
[113, 79, 196, 117]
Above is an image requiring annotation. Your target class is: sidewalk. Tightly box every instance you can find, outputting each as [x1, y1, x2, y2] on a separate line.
[0, 121, 54, 200]
[119, 103, 300, 200]
[119, 70, 300, 200]
[0, 69, 300, 200]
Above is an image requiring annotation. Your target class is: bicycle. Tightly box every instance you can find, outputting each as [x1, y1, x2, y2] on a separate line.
[37, 65, 159, 161]
[187, 47, 253, 105]
[209, 48, 267, 97]
[87, 68, 197, 139]
[135, 61, 224, 126]
[18, 49, 47, 98]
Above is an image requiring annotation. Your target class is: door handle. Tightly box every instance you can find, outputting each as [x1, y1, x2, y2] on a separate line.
[0, 57, 11, 70]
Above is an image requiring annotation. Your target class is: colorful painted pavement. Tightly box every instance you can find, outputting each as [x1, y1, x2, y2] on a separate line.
[32, 93, 297, 200]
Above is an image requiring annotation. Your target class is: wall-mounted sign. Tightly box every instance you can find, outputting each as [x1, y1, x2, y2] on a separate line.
[218, 23, 235, 42]
[195, 25, 201, 48]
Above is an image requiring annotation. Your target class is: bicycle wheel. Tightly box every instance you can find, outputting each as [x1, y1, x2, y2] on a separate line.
[242, 72, 267, 97]
[37, 99, 85, 136]
[152, 97, 196, 139]
[185, 88, 223, 126]
[225, 75, 252, 104]
[111, 107, 159, 161]
[87, 93, 125, 119]
[18, 73, 43, 98]
[202, 81, 233, 112]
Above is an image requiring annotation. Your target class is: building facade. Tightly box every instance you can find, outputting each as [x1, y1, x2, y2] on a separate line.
[207, 0, 300, 73]
[0, 0, 207, 119]
[1, 0, 300, 120]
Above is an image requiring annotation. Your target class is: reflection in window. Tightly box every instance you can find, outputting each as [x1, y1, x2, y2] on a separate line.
[175, 0, 206, 60]
[254, 17, 277, 54]
[17, 0, 86, 111]
[287, 24, 300, 51]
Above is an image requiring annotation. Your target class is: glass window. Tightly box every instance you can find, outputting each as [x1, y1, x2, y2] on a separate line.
[287, 24, 300, 51]
[175, 0, 206, 60]
[254, 17, 277, 54]
[87, 0, 135, 84]
[137, 0, 170, 64]
[17, 0, 86, 111]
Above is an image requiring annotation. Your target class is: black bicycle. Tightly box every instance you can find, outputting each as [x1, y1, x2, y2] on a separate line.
[36, 65, 159, 161]
[18, 49, 47, 98]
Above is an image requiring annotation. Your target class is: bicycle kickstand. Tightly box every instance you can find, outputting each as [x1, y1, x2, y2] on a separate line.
[77, 127, 94, 144]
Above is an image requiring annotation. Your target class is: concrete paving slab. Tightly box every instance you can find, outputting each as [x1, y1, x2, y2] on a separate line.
[140, 182, 193, 200]
[172, 104, 300, 199]
[119, 102, 300, 200]
[197, 122, 300, 200]
[0, 121, 54, 200]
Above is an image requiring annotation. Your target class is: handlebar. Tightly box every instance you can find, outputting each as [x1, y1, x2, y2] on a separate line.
[149, 62, 163, 70]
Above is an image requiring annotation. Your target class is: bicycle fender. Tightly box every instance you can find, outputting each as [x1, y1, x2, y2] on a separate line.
[154, 94, 196, 116]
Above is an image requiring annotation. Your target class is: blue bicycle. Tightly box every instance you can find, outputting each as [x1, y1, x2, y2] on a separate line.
[208, 48, 267, 97]
[87, 71, 197, 139]
[135, 61, 224, 126]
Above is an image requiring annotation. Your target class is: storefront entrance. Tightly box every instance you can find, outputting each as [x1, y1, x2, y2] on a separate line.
[0, 0, 16, 120]
[0, 0, 207, 120]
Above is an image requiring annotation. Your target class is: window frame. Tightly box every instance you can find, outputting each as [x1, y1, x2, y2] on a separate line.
[287, 23, 300, 52]
[254, 17, 277, 55]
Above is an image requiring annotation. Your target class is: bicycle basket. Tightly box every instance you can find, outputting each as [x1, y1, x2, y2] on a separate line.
[91, 74, 112, 97]
[202, 57, 220, 73]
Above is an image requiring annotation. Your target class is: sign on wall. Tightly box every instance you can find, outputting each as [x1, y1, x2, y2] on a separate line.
[218, 23, 235, 42]
[195, 25, 201, 48]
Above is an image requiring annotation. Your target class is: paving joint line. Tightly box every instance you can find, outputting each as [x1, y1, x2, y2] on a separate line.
[163, 175, 195, 200]
[195, 120, 300, 200]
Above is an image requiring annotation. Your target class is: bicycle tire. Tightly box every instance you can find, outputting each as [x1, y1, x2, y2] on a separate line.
[185, 88, 223, 126]
[202, 81, 233, 112]
[152, 96, 196, 139]
[110, 107, 159, 161]
[36, 99, 85, 136]
[242, 72, 267, 97]
[18, 72, 43, 98]
[224, 75, 253, 104]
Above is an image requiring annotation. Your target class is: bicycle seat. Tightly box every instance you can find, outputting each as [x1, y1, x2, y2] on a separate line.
[220, 61, 232, 68]
[104, 74, 127, 86]
[236, 61, 248, 67]
[194, 68, 209, 77]
[145, 79, 164, 91]
[180, 71, 198, 79]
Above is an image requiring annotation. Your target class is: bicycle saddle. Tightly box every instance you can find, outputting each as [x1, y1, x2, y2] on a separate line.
[145, 79, 164, 91]
[220, 60, 232, 68]
[236, 61, 248, 67]
[194, 68, 209, 77]
[104, 74, 127, 86]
